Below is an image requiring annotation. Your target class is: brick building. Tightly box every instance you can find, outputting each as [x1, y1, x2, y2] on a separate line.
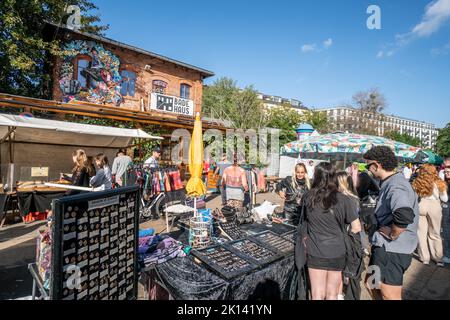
[45, 22, 213, 117]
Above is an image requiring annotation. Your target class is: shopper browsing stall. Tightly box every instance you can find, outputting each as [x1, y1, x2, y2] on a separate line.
[144, 147, 161, 169]
[112, 148, 132, 187]
[412, 164, 448, 267]
[90, 154, 113, 190]
[222, 155, 248, 208]
[61, 149, 90, 196]
[300, 162, 361, 300]
[363, 146, 419, 300]
[442, 168, 450, 264]
[276, 163, 310, 225]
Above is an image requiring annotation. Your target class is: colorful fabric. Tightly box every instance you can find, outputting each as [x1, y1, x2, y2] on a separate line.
[281, 133, 422, 160]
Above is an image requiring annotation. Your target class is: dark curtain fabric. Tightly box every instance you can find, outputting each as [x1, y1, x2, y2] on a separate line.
[152, 255, 296, 300]
[17, 191, 65, 216]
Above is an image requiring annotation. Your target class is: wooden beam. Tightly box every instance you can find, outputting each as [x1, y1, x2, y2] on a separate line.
[0, 93, 227, 131]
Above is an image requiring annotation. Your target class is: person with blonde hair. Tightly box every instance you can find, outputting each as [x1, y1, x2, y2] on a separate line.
[61, 149, 90, 196]
[412, 164, 448, 266]
[276, 163, 311, 225]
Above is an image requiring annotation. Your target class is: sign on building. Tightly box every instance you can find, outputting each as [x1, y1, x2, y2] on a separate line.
[149, 93, 194, 116]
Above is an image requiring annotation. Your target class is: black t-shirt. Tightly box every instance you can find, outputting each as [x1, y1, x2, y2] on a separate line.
[305, 193, 359, 259]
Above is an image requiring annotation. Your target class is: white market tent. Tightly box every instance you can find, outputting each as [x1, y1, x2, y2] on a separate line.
[0, 114, 162, 148]
[0, 114, 163, 185]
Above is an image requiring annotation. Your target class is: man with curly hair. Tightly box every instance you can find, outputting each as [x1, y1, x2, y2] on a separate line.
[363, 146, 419, 300]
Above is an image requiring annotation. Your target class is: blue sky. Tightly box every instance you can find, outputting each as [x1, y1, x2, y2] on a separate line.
[92, 0, 450, 128]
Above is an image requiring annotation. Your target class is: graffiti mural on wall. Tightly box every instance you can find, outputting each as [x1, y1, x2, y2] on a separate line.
[59, 40, 123, 106]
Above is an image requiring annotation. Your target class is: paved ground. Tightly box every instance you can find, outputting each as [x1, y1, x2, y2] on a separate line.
[1, 191, 450, 300]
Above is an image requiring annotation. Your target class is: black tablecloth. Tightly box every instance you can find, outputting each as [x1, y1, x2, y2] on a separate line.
[0, 194, 7, 221]
[145, 223, 298, 300]
[17, 191, 65, 216]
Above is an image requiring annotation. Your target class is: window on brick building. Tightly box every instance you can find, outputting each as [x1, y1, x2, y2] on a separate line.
[152, 80, 167, 94]
[180, 84, 191, 99]
[120, 70, 136, 97]
[74, 56, 92, 89]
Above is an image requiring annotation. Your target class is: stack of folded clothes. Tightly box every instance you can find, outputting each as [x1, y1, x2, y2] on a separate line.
[138, 235, 186, 268]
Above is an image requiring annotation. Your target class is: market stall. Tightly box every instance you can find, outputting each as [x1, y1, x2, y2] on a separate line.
[32, 186, 141, 300]
[0, 114, 162, 225]
[140, 208, 297, 300]
[281, 132, 426, 168]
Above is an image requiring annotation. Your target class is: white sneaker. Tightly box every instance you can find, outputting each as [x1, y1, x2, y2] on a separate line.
[437, 262, 445, 267]
[442, 256, 450, 264]
[338, 294, 345, 300]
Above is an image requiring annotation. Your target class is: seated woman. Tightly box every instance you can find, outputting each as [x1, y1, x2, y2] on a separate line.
[90, 153, 112, 190]
[61, 149, 90, 196]
[276, 163, 311, 225]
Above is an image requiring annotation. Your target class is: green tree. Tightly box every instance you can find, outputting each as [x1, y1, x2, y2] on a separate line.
[384, 131, 422, 147]
[266, 104, 303, 146]
[0, 0, 108, 98]
[301, 110, 330, 134]
[436, 123, 450, 157]
[202, 77, 266, 130]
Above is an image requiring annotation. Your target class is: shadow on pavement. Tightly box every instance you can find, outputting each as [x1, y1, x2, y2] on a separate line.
[0, 239, 35, 300]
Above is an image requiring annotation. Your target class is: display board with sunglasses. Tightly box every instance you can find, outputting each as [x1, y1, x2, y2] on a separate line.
[51, 186, 140, 300]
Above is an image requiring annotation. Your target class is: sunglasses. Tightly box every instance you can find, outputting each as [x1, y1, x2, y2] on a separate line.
[365, 162, 378, 171]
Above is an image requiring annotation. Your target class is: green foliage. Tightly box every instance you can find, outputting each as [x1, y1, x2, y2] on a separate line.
[384, 131, 422, 147]
[436, 123, 450, 157]
[0, 0, 108, 98]
[266, 104, 303, 146]
[202, 77, 266, 130]
[301, 110, 330, 134]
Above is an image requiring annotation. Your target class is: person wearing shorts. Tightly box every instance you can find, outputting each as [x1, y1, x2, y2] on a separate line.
[363, 146, 419, 300]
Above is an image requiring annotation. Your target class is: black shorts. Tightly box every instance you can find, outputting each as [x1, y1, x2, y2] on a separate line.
[307, 254, 345, 271]
[369, 245, 412, 286]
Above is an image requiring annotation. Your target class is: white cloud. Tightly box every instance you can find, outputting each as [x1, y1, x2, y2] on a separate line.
[377, 51, 384, 58]
[431, 42, 450, 55]
[323, 38, 333, 48]
[302, 38, 333, 53]
[412, 0, 450, 37]
[377, 0, 450, 57]
[301, 43, 317, 53]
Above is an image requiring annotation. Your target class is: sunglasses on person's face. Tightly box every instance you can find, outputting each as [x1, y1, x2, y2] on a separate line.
[365, 162, 378, 171]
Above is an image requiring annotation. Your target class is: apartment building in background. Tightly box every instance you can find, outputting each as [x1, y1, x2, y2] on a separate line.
[257, 93, 309, 114]
[320, 106, 439, 149]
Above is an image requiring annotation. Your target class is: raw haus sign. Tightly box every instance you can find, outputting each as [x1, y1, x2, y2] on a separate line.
[149, 93, 194, 116]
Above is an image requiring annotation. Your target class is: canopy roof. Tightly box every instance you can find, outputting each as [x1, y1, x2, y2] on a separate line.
[0, 114, 162, 148]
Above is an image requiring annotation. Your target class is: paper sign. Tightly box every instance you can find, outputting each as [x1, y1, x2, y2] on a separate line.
[31, 167, 49, 177]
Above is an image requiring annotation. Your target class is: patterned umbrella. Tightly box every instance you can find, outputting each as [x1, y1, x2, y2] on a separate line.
[281, 132, 422, 160]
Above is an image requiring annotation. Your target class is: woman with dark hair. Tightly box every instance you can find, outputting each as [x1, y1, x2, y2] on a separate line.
[61, 149, 90, 196]
[90, 153, 112, 190]
[276, 163, 311, 225]
[302, 162, 361, 300]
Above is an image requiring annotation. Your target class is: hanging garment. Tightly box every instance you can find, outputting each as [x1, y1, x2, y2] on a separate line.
[158, 171, 165, 192]
[164, 172, 172, 192]
[170, 170, 183, 191]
